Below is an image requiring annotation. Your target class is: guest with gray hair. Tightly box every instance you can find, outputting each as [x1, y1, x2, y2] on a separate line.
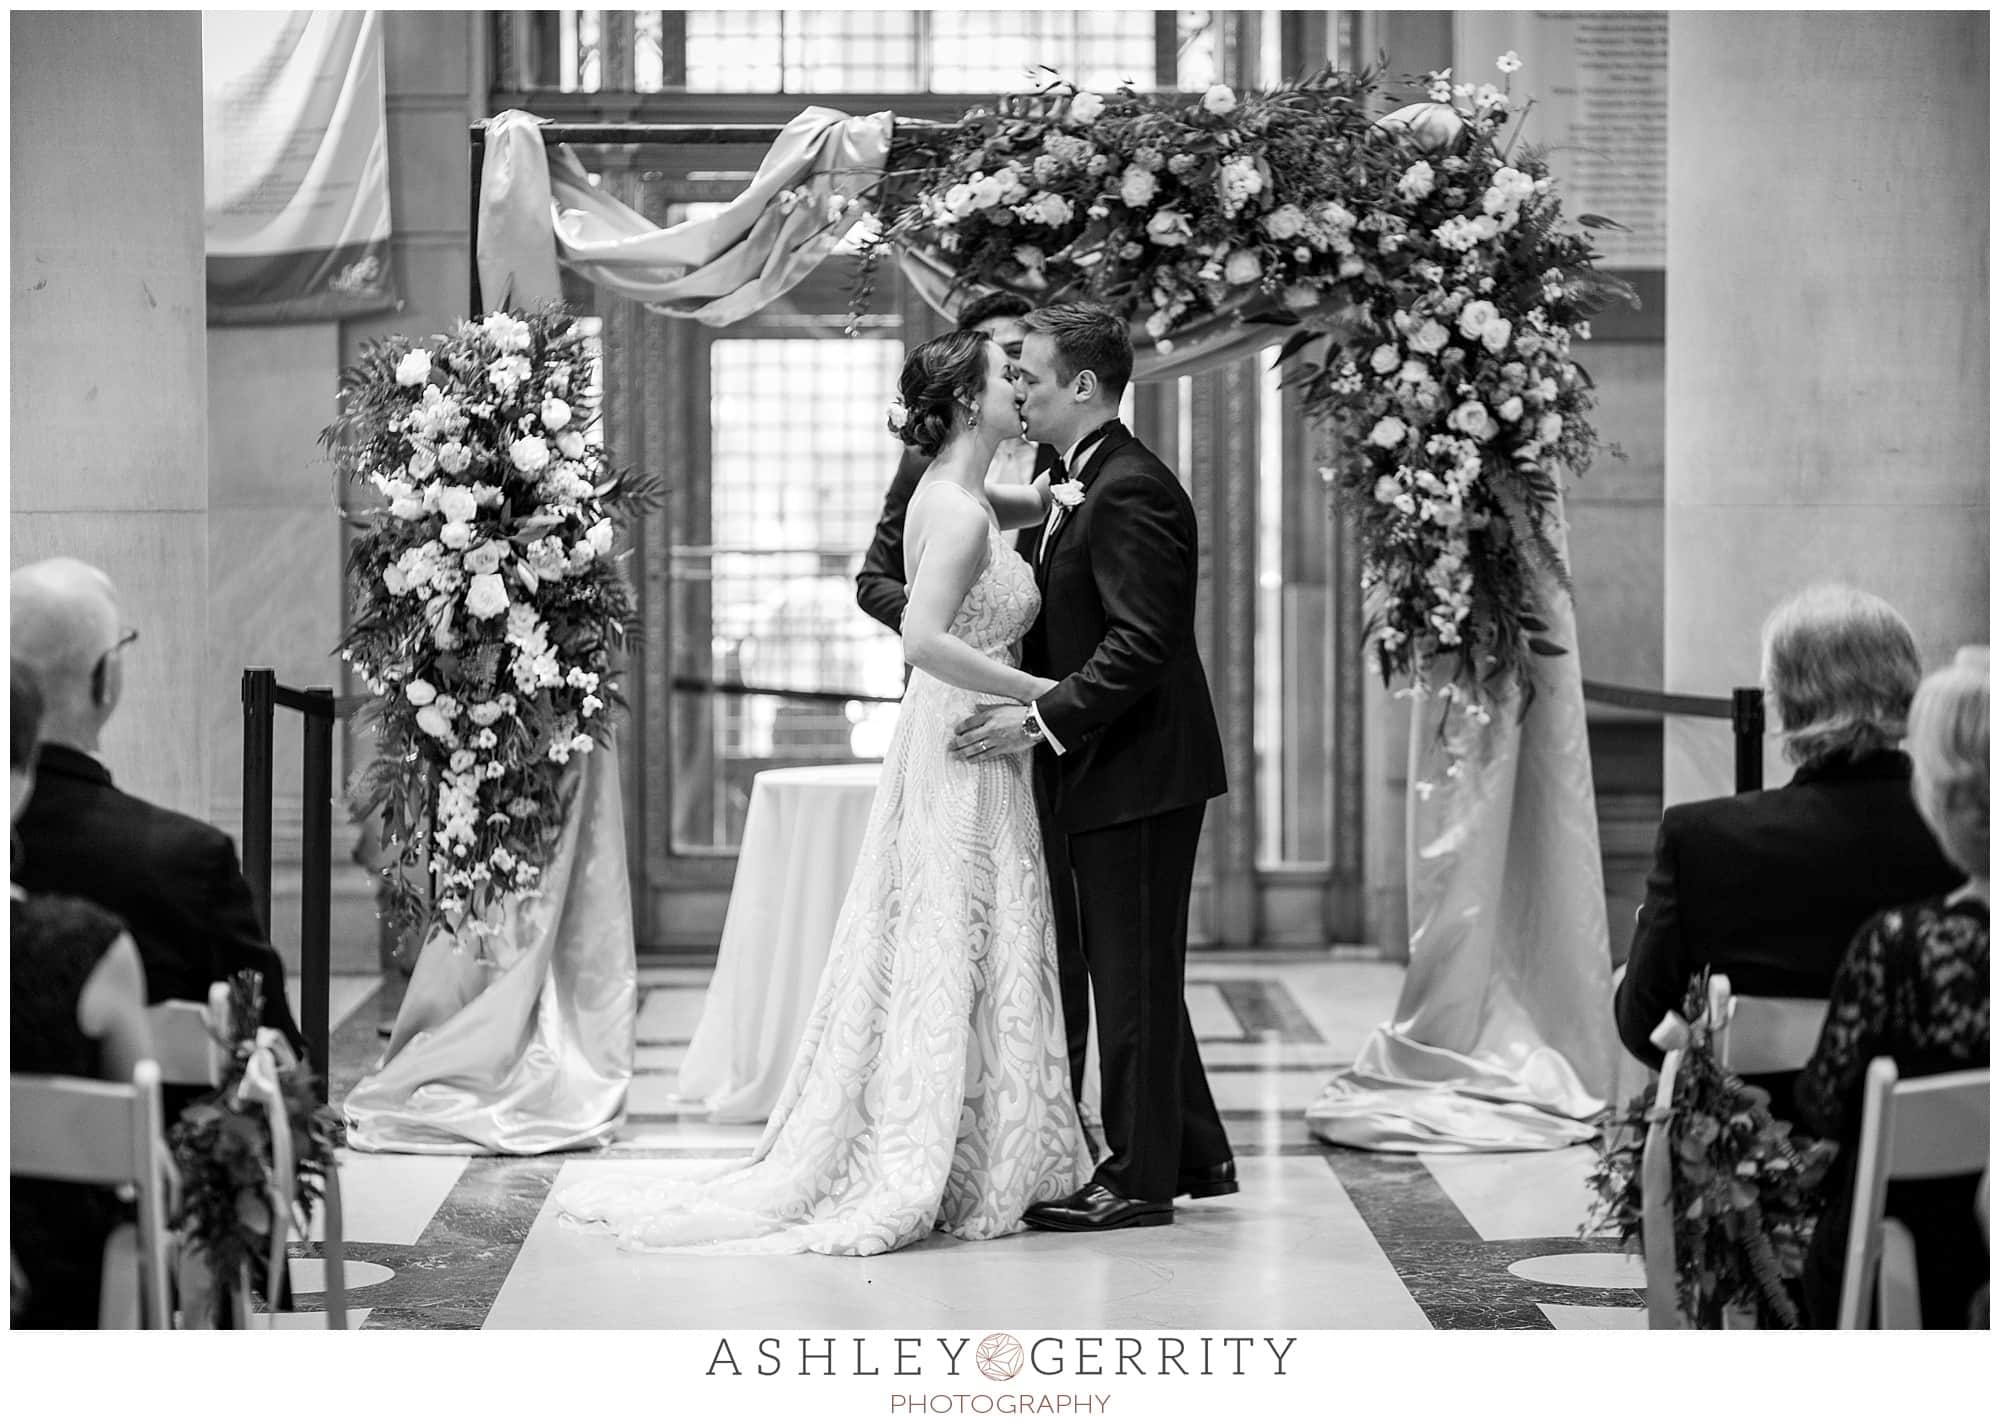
[1795, 646, 1989, 1326]
[1615, 585, 1963, 1111]
[10, 557, 305, 1054]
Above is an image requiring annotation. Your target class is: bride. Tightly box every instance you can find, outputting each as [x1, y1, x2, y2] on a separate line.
[555, 330, 1092, 1254]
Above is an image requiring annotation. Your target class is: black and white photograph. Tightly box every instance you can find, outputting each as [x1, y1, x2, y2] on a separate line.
[6, 2, 1990, 1406]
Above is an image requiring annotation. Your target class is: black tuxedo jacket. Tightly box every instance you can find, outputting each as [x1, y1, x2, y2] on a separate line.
[16, 743, 305, 1050]
[1023, 420, 1227, 834]
[1615, 751, 1962, 1072]
[856, 443, 1060, 634]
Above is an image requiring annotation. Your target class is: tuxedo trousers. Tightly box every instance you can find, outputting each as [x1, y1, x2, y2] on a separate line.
[1033, 776, 1090, 1108]
[1062, 801, 1231, 1202]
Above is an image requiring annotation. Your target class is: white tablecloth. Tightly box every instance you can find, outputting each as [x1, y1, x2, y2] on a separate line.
[676, 763, 882, 1122]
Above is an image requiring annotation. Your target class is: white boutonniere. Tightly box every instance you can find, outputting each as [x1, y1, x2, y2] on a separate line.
[1050, 481, 1085, 511]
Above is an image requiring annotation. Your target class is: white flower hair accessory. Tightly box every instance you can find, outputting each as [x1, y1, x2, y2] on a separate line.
[886, 398, 910, 433]
[1050, 480, 1085, 510]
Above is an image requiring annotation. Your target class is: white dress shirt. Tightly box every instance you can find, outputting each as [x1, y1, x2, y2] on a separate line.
[1027, 419, 1116, 755]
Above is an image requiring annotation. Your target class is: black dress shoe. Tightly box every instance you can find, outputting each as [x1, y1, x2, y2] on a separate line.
[1175, 1159, 1239, 1200]
[1023, 1183, 1173, 1232]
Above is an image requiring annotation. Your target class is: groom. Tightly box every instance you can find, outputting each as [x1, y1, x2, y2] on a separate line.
[951, 301, 1234, 1230]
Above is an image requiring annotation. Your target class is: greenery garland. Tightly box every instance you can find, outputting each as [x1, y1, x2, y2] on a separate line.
[168, 972, 341, 1319]
[1584, 972, 1838, 1328]
[857, 58, 1635, 727]
[325, 306, 659, 951]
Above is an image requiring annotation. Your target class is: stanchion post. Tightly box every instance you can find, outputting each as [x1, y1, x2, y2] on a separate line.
[1731, 686, 1766, 795]
[300, 689, 336, 1102]
[241, 668, 277, 934]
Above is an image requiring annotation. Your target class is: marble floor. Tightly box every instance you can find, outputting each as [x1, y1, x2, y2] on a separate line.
[294, 953, 1646, 1331]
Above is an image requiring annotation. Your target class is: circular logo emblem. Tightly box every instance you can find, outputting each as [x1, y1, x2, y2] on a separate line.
[975, 1332, 1024, 1382]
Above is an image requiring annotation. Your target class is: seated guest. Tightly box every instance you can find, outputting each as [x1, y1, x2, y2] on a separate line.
[1615, 585, 1963, 1110]
[854, 291, 1058, 634]
[9, 558, 305, 1053]
[10, 658, 154, 1328]
[1796, 647, 1989, 1328]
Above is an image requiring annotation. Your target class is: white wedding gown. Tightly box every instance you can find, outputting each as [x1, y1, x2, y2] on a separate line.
[555, 511, 1091, 1253]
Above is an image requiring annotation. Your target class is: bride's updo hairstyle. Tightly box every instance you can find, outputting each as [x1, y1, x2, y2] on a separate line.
[889, 329, 990, 458]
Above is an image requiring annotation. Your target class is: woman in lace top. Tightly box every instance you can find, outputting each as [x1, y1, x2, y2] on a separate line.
[1795, 647, 1990, 1328]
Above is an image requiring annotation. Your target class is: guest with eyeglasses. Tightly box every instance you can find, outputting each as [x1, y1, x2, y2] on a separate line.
[9, 558, 306, 1065]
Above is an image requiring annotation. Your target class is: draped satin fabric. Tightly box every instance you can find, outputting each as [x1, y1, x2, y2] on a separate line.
[476, 106, 893, 325]
[343, 744, 637, 1155]
[1306, 517, 1617, 1152]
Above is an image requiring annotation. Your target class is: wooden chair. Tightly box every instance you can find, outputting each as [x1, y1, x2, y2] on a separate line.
[10, 1061, 174, 1328]
[147, 986, 349, 1330]
[1836, 1060, 1991, 1329]
[1708, 975, 1828, 1078]
[144, 982, 233, 1090]
[1639, 1044, 1685, 1329]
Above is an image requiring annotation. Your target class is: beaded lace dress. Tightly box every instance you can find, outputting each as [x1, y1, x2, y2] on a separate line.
[556, 491, 1090, 1253]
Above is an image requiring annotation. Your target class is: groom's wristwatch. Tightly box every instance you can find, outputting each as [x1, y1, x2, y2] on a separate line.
[1022, 708, 1046, 745]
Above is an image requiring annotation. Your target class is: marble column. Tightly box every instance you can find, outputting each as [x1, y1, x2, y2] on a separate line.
[1665, 12, 1989, 805]
[10, 11, 210, 814]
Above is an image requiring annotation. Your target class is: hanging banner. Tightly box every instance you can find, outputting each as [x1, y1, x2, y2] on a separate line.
[203, 10, 397, 323]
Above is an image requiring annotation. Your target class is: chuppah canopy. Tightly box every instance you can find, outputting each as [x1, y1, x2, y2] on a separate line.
[472, 106, 1282, 382]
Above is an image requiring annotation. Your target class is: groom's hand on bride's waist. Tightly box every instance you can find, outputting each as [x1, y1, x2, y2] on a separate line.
[950, 705, 1039, 762]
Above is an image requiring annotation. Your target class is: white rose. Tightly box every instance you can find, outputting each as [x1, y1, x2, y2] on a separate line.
[1369, 344, 1401, 376]
[1263, 204, 1307, 241]
[481, 311, 533, 353]
[510, 436, 551, 475]
[437, 441, 472, 476]
[1224, 249, 1262, 285]
[415, 704, 453, 740]
[383, 565, 409, 596]
[1201, 84, 1237, 116]
[1449, 400, 1496, 441]
[586, 519, 616, 557]
[1373, 475, 1401, 504]
[1498, 396, 1525, 423]
[1119, 166, 1158, 208]
[1068, 91, 1104, 125]
[466, 571, 510, 619]
[1481, 318, 1513, 354]
[439, 521, 472, 551]
[942, 182, 977, 218]
[389, 497, 426, 522]
[1539, 412, 1564, 444]
[540, 396, 571, 431]
[437, 486, 478, 523]
[404, 678, 438, 706]
[555, 429, 586, 461]
[1408, 320, 1450, 356]
[464, 541, 506, 576]
[1368, 417, 1409, 449]
[1457, 300, 1499, 340]
[1396, 161, 1436, 203]
[395, 349, 431, 388]
[1146, 209, 1192, 246]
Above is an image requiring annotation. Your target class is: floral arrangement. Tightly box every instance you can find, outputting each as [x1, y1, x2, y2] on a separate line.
[325, 305, 657, 951]
[1584, 973, 1838, 1329]
[858, 57, 1634, 725]
[169, 972, 341, 1321]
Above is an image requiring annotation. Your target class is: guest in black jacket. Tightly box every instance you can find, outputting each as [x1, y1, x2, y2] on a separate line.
[1615, 585, 1963, 1109]
[855, 291, 1058, 634]
[10, 558, 306, 1053]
